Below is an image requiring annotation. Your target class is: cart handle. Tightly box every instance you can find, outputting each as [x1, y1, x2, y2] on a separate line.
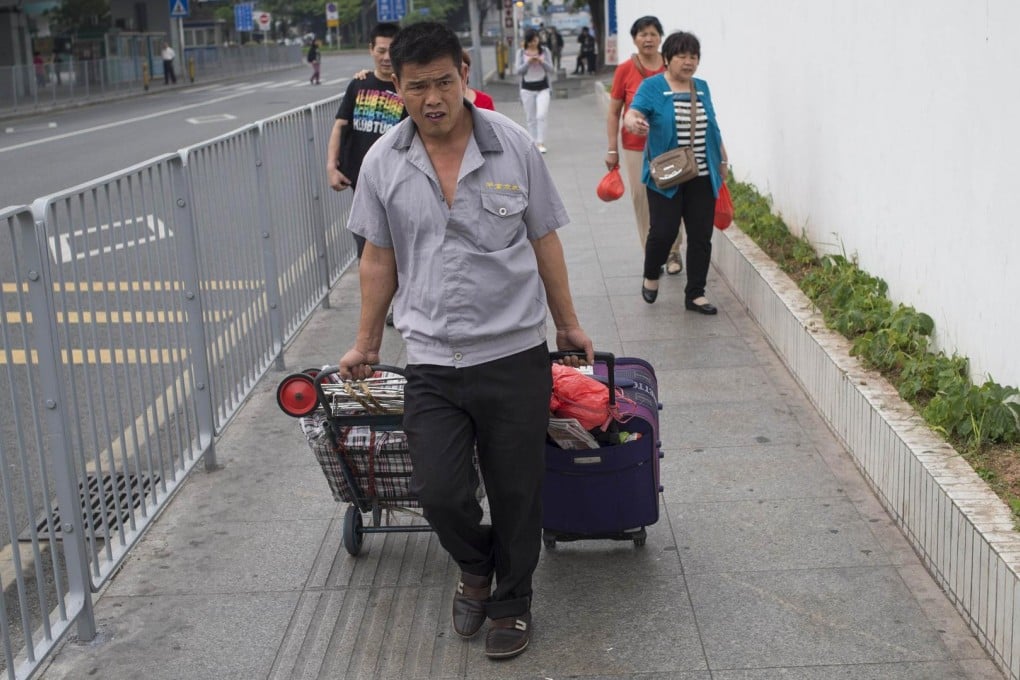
[549, 350, 616, 407]
[312, 364, 406, 389]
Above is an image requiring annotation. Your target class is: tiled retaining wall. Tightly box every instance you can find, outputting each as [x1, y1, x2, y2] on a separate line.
[714, 226, 1020, 679]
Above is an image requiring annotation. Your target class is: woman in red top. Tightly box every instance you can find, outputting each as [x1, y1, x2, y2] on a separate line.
[462, 49, 495, 110]
[605, 16, 682, 274]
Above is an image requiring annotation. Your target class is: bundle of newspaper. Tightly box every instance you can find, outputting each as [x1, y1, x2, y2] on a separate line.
[547, 417, 600, 449]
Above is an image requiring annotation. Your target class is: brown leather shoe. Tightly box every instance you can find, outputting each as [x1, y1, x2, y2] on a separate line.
[452, 572, 491, 638]
[485, 612, 531, 659]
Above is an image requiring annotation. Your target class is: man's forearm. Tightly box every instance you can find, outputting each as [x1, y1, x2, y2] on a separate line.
[532, 231, 581, 332]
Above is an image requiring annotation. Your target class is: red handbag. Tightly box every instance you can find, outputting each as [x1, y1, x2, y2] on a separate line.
[714, 182, 734, 230]
[596, 166, 625, 202]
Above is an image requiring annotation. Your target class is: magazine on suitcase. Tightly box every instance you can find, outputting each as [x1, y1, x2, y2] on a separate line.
[544, 351, 663, 548]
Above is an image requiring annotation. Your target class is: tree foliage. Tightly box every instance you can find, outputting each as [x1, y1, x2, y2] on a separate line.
[46, 0, 111, 34]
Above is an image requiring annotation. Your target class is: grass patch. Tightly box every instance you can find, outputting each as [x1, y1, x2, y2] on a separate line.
[728, 177, 1020, 520]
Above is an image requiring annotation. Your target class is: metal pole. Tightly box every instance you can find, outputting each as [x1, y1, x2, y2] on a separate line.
[467, 0, 482, 90]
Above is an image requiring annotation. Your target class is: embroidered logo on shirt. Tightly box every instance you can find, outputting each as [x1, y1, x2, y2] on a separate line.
[485, 181, 520, 191]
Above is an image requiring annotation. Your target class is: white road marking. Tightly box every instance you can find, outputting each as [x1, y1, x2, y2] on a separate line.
[0, 89, 252, 154]
[4, 122, 59, 134]
[185, 113, 238, 124]
[46, 214, 173, 264]
[266, 79, 302, 89]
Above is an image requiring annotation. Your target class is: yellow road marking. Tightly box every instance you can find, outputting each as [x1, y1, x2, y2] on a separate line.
[1, 280, 262, 293]
[0, 348, 187, 366]
[4, 310, 229, 324]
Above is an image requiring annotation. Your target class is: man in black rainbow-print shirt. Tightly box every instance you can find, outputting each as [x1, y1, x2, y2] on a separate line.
[327, 22, 407, 258]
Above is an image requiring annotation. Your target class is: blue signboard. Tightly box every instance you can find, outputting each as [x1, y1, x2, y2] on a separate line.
[377, 0, 406, 23]
[169, 0, 189, 18]
[234, 2, 254, 31]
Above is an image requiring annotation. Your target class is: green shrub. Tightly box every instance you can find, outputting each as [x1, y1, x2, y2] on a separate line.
[728, 177, 1020, 474]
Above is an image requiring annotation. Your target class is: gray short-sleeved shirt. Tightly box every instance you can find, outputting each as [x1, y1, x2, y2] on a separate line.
[348, 103, 570, 368]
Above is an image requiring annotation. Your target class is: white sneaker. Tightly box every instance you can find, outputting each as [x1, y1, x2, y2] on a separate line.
[537, 143, 547, 154]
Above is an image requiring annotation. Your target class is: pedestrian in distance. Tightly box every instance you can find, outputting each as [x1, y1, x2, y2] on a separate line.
[307, 39, 321, 85]
[624, 30, 729, 313]
[338, 20, 593, 660]
[548, 26, 564, 71]
[515, 28, 554, 153]
[606, 15, 683, 274]
[325, 21, 405, 259]
[576, 26, 596, 75]
[33, 52, 46, 87]
[161, 42, 177, 84]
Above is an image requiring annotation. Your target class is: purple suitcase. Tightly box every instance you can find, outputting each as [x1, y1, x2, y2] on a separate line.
[543, 353, 662, 548]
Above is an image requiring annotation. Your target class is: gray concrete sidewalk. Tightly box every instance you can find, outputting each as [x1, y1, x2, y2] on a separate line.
[39, 82, 1004, 680]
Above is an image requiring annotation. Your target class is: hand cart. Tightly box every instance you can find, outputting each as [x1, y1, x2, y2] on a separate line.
[276, 365, 432, 556]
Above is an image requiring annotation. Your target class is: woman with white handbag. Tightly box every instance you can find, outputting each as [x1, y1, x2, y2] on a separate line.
[624, 31, 729, 313]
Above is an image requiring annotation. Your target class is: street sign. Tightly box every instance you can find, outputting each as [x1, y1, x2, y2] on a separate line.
[234, 3, 254, 32]
[256, 11, 271, 31]
[325, 1, 338, 19]
[377, 0, 406, 23]
[169, 0, 189, 18]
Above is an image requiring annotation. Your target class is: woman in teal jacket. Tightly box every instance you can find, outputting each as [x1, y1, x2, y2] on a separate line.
[624, 31, 729, 313]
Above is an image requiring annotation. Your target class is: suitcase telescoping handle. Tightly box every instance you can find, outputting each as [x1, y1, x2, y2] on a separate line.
[549, 350, 616, 406]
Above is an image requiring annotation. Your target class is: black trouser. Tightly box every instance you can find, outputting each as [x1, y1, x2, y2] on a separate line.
[403, 343, 551, 620]
[163, 60, 176, 84]
[644, 175, 714, 300]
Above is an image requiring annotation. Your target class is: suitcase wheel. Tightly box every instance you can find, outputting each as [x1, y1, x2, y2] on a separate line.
[632, 528, 647, 547]
[343, 505, 364, 556]
[542, 531, 556, 549]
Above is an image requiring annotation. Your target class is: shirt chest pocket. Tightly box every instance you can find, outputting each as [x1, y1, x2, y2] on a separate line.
[475, 191, 527, 252]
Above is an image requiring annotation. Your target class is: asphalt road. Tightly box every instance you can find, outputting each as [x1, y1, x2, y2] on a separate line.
[0, 46, 508, 211]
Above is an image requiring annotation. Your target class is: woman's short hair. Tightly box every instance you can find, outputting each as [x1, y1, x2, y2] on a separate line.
[662, 31, 701, 62]
[524, 28, 540, 46]
[389, 22, 463, 78]
[630, 16, 663, 39]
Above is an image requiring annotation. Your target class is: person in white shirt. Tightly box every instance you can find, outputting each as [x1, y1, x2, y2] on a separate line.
[161, 42, 177, 84]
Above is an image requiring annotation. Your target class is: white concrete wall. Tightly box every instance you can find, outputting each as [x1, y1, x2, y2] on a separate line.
[617, 1, 1019, 389]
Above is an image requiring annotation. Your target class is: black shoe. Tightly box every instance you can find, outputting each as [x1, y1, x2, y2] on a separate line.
[485, 612, 531, 659]
[641, 284, 658, 304]
[685, 299, 718, 315]
[452, 573, 490, 638]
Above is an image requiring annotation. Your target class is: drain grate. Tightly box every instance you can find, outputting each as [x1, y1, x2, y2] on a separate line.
[19, 472, 161, 542]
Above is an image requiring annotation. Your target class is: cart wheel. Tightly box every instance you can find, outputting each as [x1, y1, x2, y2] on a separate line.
[343, 505, 364, 556]
[302, 367, 320, 378]
[276, 373, 318, 417]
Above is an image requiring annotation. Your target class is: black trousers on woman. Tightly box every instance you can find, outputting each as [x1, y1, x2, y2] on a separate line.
[643, 175, 715, 301]
[402, 343, 551, 620]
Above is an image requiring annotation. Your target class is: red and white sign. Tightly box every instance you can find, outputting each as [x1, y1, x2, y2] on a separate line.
[256, 12, 272, 31]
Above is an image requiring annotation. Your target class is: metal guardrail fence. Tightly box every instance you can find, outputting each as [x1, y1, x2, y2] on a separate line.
[0, 45, 303, 116]
[0, 92, 351, 679]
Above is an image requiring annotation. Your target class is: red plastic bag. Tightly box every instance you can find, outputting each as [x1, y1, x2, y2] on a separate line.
[549, 364, 611, 430]
[596, 166, 625, 202]
[714, 182, 733, 230]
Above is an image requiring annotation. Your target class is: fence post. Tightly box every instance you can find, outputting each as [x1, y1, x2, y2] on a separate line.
[252, 124, 287, 371]
[21, 207, 97, 639]
[304, 107, 331, 309]
[169, 153, 220, 468]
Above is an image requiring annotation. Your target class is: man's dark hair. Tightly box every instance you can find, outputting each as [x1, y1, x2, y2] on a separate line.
[389, 22, 462, 78]
[662, 31, 700, 62]
[370, 22, 400, 47]
[630, 16, 664, 39]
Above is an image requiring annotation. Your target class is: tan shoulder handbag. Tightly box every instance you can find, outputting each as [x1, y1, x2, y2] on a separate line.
[647, 84, 699, 190]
